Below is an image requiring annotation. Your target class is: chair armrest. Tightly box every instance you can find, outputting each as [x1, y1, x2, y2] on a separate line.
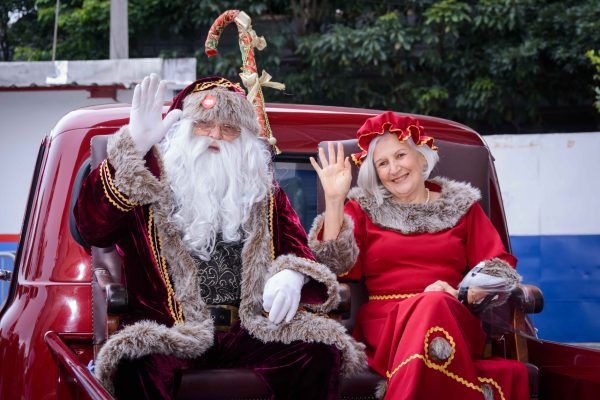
[92, 268, 128, 314]
[329, 283, 352, 320]
[510, 284, 543, 314]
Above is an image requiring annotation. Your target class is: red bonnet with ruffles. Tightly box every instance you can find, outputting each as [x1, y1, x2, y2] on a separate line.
[351, 112, 437, 166]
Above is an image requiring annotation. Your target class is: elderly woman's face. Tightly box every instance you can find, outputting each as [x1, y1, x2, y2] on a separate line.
[372, 133, 427, 202]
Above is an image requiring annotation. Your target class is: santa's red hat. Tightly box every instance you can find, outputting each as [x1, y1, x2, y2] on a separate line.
[168, 76, 260, 136]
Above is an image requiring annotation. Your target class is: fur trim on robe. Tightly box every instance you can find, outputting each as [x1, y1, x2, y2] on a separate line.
[308, 178, 482, 275]
[347, 177, 481, 234]
[308, 214, 359, 275]
[94, 127, 367, 392]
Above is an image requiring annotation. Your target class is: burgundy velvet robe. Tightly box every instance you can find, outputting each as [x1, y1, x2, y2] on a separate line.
[75, 153, 326, 328]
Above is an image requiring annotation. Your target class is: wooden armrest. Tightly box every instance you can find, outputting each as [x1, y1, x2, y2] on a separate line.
[92, 268, 128, 314]
[511, 284, 544, 314]
[329, 283, 352, 320]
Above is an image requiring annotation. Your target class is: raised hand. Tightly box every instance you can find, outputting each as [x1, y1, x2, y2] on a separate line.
[129, 73, 182, 156]
[309, 142, 352, 203]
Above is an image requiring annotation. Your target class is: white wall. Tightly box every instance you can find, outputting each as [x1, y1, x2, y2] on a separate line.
[0, 89, 134, 234]
[484, 132, 600, 236]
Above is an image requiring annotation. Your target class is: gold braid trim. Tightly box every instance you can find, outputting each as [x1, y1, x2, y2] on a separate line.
[385, 326, 506, 399]
[424, 326, 456, 369]
[269, 190, 275, 261]
[193, 77, 243, 93]
[158, 233, 184, 324]
[147, 208, 184, 324]
[369, 293, 418, 301]
[101, 160, 137, 210]
[478, 377, 506, 400]
[99, 160, 131, 212]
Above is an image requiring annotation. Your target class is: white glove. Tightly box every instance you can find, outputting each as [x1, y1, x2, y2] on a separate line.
[129, 73, 182, 156]
[262, 269, 307, 324]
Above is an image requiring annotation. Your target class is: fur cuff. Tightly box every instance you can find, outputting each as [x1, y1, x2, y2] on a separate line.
[271, 254, 340, 313]
[107, 126, 165, 205]
[375, 379, 388, 399]
[240, 309, 367, 377]
[94, 319, 214, 393]
[308, 214, 359, 275]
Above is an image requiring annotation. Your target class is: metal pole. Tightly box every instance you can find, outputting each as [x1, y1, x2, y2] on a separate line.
[110, 0, 129, 59]
[51, 0, 60, 61]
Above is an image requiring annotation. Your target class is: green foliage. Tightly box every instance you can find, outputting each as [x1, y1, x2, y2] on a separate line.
[3, 0, 599, 132]
[0, 0, 36, 60]
[291, 0, 600, 132]
[586, 50, 600, 113]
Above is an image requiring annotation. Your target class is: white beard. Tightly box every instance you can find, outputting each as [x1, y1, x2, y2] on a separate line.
[161, 119, 272, 261]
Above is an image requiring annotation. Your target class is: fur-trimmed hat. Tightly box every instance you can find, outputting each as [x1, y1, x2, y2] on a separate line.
[168, 76, 260, 136]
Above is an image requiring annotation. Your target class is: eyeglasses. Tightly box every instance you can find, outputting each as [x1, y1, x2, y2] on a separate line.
[193, 121, 241, 140]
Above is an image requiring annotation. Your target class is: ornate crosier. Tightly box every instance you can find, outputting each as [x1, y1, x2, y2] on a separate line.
[204, 10, 284, 154]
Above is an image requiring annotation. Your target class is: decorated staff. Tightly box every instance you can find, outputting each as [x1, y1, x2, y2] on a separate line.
[205, 10, 284, 153]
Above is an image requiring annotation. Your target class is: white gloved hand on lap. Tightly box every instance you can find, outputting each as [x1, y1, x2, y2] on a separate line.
[129, 73, 182, 156]
[262, 269, 307, 324]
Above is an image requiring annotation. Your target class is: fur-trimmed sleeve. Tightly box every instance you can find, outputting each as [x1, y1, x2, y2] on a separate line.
[270, 254, 340, 313]
[308, 200, 364, 280]
[74, 127, 166, 246]
[106, 126, 164, 205]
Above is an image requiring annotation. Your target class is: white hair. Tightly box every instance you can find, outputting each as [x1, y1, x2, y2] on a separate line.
[160, 119, 272, 261]
[357, 134, 439, 205]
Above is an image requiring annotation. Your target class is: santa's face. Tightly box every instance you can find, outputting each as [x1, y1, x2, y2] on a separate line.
[161, 118, 271, 260]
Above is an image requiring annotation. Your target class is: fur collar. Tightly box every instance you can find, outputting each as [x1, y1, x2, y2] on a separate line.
[347, 177, 480, 234]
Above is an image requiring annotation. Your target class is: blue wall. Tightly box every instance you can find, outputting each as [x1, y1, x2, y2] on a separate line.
[512, 234, 600, 342]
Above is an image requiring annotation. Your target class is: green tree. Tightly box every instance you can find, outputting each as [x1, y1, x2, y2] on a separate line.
[291, 0, 600, 132]
[0, 0, 36, 60]
[5, 0, 600, 133]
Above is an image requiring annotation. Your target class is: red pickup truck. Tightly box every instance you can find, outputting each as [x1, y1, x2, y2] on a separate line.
[0, 102, 599, 399]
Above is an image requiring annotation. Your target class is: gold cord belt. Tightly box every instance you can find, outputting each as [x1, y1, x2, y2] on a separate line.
[368, 293, 418, 301]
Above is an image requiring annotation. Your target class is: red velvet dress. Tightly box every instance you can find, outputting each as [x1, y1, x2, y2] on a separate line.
[338, 182, 529, 400]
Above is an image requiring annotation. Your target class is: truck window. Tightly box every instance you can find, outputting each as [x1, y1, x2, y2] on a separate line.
[274, 160, 318, 233]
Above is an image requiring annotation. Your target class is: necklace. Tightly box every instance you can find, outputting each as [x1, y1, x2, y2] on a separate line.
[424, 188, 430, 204]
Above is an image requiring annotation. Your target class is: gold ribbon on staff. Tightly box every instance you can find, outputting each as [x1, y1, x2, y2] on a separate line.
[240, 70, 285, 104]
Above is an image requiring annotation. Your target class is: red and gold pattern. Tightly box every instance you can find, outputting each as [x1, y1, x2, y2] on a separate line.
[192, 77, 244, 94]
[148, 207, 184, 325]
[99, 159, 137, 212]
[385, 326, 506, 400]
[351, 112, 438, 166]
[204, 10, 282, 153]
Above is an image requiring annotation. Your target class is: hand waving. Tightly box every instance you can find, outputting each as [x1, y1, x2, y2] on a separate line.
[129, 73, 182, 156]
[309, 142, 352, 203]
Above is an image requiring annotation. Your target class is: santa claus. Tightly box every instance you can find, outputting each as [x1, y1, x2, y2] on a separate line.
[75, 73, 366, 399]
